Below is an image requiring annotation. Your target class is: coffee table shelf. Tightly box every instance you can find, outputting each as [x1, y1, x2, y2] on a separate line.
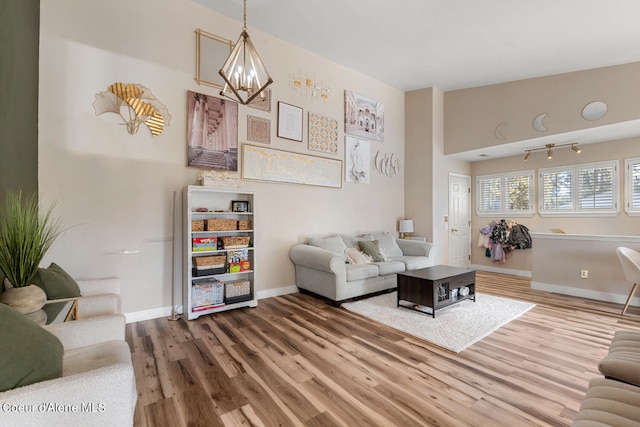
[397, 265, 475, 318]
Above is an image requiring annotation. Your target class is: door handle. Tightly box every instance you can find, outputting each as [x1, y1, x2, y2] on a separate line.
[451, 228, 458, 232]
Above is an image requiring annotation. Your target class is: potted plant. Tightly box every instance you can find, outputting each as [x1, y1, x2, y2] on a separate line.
[0, 190, 64, 314]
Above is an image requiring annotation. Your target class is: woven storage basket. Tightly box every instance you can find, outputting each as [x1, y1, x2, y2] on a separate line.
[220, 236, 251, 249]
[193, 255, 226, 269]
[191, 220, 205, 231]
[206, 218, 237, 231]
[238, 220, 252, 230]
[225, 281, 251, 299]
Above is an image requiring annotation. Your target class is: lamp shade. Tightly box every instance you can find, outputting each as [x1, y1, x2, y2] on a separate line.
[399, 220, 414, 233]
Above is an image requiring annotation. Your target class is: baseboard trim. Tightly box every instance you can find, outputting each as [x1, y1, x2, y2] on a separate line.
[531, 280, 640, 307]
[256, 285, 298, 300]
[471, 264, 532, 278]
[124, 285, 299, 323]
[125, 306, 173, 324]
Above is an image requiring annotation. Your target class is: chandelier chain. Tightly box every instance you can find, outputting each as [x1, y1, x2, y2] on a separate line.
[243, 0, 247, 30]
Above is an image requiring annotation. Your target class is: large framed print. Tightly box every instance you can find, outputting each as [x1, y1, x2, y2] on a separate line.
[344, 90, 384, 142]
[187, 91, 238, 170]
[242, 143, 342, 188]
[277, 102, 303, 142]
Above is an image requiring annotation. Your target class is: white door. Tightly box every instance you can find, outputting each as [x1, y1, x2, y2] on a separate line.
[449, 174, 471, 268]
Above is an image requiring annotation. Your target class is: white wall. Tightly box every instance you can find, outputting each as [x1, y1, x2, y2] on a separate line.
[38, 0, 406, 318]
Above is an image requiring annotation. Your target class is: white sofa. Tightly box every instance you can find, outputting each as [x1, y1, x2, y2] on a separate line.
[0, 278, 137, 427]
[74, 277, 122, 318]
[289, 232, 436, 304]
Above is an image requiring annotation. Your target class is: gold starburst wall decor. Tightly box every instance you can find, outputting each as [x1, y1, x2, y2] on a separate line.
[92, 83, 171, 137]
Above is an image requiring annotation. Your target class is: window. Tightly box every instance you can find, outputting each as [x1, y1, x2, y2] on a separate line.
[476, 171, 534, 217]
[539, 160, 619, 217]
[625, 157, 640, 216]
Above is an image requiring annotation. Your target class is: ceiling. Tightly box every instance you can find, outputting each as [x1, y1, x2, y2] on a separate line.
[194, 0, 640, 159]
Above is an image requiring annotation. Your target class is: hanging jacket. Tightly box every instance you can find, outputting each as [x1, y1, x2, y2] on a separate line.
[508, 224, 532, 249]
[490, 219, 509, 244]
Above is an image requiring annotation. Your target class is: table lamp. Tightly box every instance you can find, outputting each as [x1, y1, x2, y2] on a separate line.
[399, 219, 414, 239]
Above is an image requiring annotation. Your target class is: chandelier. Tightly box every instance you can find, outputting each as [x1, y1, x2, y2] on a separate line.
[287, 71, 332, 101]
[523, 142, 581, 161]
[219, 0, 273, 105]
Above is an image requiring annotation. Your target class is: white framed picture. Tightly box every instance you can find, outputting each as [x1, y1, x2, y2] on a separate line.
[277, 102, 303, 142]
[345, 136, 370, 184]
[344, 90, 384, 142]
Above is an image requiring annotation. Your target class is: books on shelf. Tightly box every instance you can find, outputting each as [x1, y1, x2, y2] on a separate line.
[192, 303, 225, 312]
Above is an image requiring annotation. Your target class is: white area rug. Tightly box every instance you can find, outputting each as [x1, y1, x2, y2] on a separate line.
[342, 292, 535, 353]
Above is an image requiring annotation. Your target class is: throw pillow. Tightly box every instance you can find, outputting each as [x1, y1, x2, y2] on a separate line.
[358, 240, 387, 262]
[31, 263, 82, 300]
[307, 235, 348, 261]
[340, 233, 372, 249]
[372, 232, 403, 258]
[0, 303, 64, 391]
[345, 247, 373, 265]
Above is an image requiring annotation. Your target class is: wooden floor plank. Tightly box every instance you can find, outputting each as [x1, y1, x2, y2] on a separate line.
[128, 271, 640, 426]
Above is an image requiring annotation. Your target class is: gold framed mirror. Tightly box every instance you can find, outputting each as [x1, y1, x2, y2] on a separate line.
[195, 29, 233, 89]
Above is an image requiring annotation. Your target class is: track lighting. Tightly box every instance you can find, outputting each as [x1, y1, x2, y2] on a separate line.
[522, 142, 582, 161]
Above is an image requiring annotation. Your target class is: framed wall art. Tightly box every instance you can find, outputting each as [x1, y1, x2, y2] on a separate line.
[308, 112, 338, 154]
[277, 102, 303, 142]
[242, 143, 342, 188]
[344, 90, 384, 142]
[187, 90, 238, 171]
[345, 136, 370, 184]
[195, 29, 233, 89]
[248, 88, 272, 112]
[247, 115, 271, 144]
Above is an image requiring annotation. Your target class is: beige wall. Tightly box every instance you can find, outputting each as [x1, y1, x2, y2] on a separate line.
[445, 62, 640, 155]
[38, 0, 406, 317]
[470, 136, 638, 273]
[443, 63, 640, 275]
[405, 89, 434, 242]
[405, 88, 470, 265]
[532, 234, 640, 307]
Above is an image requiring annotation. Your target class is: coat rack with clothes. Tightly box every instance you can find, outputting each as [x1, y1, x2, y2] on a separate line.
[478, 219, 532, 263]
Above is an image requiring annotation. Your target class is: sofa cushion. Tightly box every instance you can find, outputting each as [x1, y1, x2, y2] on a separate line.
[358, 240, 387, 262]
[391, 255, 433, 271]
[345, 247, 373, 265]
[32, 263, 82, 300]
[598, 330, 640, 387]
[64, 340, 132, 377]
[572, 377, 640, 426]
[340, 233, 371, 249]
[307, 235, 348, 261]
[373, 261, 405, 275]
[345, 264, 379, 281]
[0, 303, 64, 391]
[372, 232, 403, 258]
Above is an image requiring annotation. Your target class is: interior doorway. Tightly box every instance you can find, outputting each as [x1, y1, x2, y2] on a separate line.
[448, 173, 471, 268]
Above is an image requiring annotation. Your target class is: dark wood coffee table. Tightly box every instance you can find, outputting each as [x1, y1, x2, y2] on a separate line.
[397, 265, 475, 317]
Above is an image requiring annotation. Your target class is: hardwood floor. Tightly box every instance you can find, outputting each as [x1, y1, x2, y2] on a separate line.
[126, 271, 640, 426]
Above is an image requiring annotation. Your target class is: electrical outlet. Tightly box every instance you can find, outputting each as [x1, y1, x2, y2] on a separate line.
[580, 269, 589, 279]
